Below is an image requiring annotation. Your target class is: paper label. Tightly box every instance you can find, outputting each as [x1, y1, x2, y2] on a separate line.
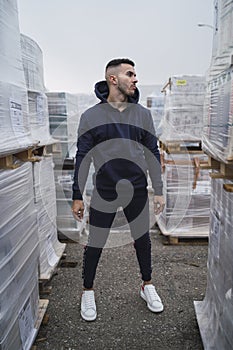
[176, 79, 187, 86]
[10, 99, 24, 134]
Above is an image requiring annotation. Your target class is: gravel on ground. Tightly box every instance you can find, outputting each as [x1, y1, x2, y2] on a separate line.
[34, 227, 208, 350]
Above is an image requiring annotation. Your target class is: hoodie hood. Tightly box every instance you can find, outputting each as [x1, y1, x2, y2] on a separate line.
[94, 80, 140, 104]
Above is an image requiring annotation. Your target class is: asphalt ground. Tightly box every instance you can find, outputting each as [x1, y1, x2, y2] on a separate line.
[34, 227, 208, 350]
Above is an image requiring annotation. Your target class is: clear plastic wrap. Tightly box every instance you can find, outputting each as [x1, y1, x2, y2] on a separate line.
[46, 92, 97, 160]
[46, 92, 81, 160]
[157, 152, 211, 237]
[27, 91, 55, 146]
[215, 0, 233, 57]
[20, 34, 46, 92]
[0, 0, 35, 155]
[33, 155, 66, 279]
[208, 0, 233, 78]
[194, 178, 233, 349]
[146, 94, 164, 136]
[54, 169, 89, 240]
[0, 162, 40, 348]
[159, 75, 206, 142]
[46, 93, 97, 239]
[202, 66, 233, 163]
[0, 248, 39, 350]
[20, 34, 55, 146]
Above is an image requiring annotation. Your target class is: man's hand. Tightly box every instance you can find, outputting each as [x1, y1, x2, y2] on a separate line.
[72, 200, 84, 222]
[153, 195, 165, 215]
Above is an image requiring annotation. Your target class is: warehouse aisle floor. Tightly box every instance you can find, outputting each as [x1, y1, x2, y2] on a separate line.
[34, 228, 208, 350]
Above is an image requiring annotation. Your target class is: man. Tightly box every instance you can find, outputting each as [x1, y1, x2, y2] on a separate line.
[72, 58, 165, 321]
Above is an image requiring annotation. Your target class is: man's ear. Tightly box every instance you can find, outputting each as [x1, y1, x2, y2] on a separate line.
[109, 74, 117, 85]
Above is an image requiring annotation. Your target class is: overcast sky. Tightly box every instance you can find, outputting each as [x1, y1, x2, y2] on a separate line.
[17, 0, 214, 94]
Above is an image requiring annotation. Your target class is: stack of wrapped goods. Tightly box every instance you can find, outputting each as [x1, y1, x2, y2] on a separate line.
[20, 34, 66, 279]
[158, 153, 211, 240]
[208, 0, 233, 78]
[46, 92, 89, 239]
[202, 0, 233, 165]
[195, 179, 233, 349]
[0, 163, 40, 349]
[157, 75, 211, 242]
[160, 75, 206, 142]
[0, 1, 45, 348]
[20, 33, 54, 146]
[203, 66, 233, 163]
[46, 92, 80, 161]
[33, 156, 66, 279]
[146, 94, 164, 137]
[0, 0, 35, 155]
[55, 169, 89, 240]
[194, 1, 233, 348]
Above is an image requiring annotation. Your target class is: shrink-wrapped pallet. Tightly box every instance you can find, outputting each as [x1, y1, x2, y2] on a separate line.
[54, 169, 88, 240]
[157, 152, 211, 237]
[0, 0, 35, 155]
[209, 0, 233, 78]
[146, 94, 164, 136]
[20, 34, 45, 92]
[202, 66, 233, 163]
[20, 34, 54, 146]
[194, 178, 233, 349]
[27, 91, 54, 146]
[46, 92, 97, 161]
[33, 155, 66, 279]
[46, 92, 80, 160]
[0, 162, 40, 350]
[160, 75, 206, 143]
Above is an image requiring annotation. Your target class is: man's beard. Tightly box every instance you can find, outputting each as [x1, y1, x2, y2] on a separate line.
[117, 83, 134, 97]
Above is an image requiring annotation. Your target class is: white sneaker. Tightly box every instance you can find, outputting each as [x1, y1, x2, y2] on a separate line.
[81, 290, 97, 321]
[140, 284, 164, 313]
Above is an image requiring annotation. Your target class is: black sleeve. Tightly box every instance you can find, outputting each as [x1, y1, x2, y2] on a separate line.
[72, 114, 94, 200]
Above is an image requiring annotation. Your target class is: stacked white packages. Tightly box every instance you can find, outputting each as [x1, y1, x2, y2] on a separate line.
[160, 75, 206, 142]
[20, 34, 54, 146]
[0, 0, 35, 155]
[20, 34, 45, 92]
[202, 0, 233, 164]
[27, 91, 54, 145]
[209, 0, 233, 78]
[157, 152, 211, 237]
[202, 66, 233, 163]
[33, 155, 66, 279]
[46, 92, 80, 160]
[146, 94, 164, 136]
[194, 178, 233, 349]
[54, 169, 88, 240]
[0, 162, 40, 350]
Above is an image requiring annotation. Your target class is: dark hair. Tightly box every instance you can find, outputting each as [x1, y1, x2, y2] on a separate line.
[105, 58, 135, 71]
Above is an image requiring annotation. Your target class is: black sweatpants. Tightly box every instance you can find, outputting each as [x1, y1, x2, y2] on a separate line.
[82, 190, 152, 289]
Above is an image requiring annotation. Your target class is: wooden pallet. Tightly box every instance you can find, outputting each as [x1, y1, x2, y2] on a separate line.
[223, 183, 233, 192]
[0, 142, 62, 169]
[163, 234, 209, 246]
[158, 223, 209, 245]
[200, 156, 233, 180]
[39, 280, 53, 296]
[39, 250, 78, 295]
[31, 299, 49, 349]
[0, 154, 20, 169]
[159, 140, 203, 154]
[34, 299, 49, 329]
[0, 148, 40, 169]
